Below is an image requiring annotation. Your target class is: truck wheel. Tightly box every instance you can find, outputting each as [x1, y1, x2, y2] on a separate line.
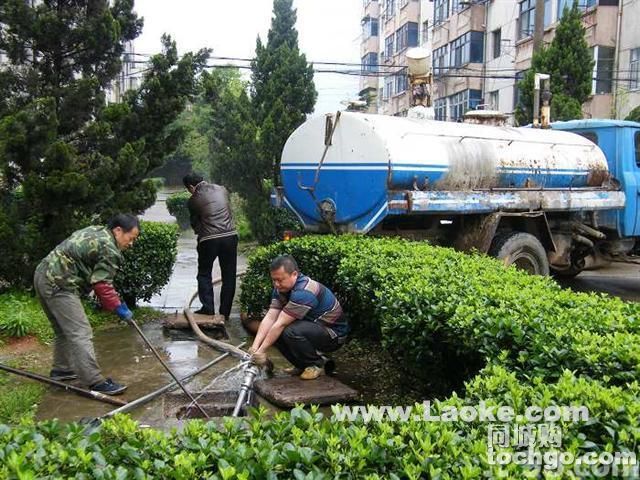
[489, 232, 550, 276]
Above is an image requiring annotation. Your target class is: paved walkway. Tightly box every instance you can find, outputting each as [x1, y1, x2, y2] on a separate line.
[140, 189, 247, 312]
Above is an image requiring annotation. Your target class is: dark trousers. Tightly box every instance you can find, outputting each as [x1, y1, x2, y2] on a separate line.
[197, 235, 238, 316]
[275, 321, 344, 369]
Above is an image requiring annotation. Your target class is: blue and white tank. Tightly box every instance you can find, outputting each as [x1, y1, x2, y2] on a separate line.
[279, 112, 613, 232]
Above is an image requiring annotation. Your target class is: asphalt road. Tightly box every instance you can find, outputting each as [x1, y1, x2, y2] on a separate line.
[556, 262, 640, 302]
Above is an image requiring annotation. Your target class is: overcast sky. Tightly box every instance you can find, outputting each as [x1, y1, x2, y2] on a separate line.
[133, 0, 363, 114]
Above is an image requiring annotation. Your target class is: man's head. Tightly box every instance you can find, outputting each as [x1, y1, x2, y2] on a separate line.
[270, 254, 299, 292]
[107, 214, 140, 251]
[183, 173, 204, 194]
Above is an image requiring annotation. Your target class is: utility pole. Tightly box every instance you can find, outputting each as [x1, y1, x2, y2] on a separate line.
[533, 0, 546, 52]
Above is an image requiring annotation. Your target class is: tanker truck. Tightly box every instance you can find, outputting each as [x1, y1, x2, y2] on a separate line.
[272, 112, 640, 276]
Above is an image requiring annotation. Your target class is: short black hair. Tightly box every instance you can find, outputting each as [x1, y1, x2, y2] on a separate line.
[183, 173, 204, 188]
[270, 254, 299, 274]
[107, 213, 140, 233]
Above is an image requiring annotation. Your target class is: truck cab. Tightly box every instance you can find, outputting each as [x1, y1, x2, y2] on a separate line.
[551, 120, 640, 239]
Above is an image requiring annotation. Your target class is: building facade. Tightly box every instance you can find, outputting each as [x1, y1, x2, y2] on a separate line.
[615, 0, 640, 119]
[360, 0, 381, 113]
[106, 40, 142, 104]
[360, 0, 640, 122]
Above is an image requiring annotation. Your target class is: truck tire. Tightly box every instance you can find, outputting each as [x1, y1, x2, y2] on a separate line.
[489, 232, 550, 276]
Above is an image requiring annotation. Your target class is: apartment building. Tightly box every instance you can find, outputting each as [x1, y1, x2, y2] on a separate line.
[360, 1, 381, 113]
[106, 40, 142, 103]
[378, 0, 423, 116]
[614, 0, 640, 119]
[361, 0, 640, 122]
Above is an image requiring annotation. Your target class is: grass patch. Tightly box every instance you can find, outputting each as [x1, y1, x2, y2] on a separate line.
[0, 291, 162, 424]
[0, 357, 45, 424]
[0, 290, 161, 343]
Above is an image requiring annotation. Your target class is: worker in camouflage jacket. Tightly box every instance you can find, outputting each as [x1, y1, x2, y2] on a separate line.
[33, 214, 140, 395]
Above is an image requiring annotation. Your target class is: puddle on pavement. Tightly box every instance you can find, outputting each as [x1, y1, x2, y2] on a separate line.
[35, 314, 260, 427]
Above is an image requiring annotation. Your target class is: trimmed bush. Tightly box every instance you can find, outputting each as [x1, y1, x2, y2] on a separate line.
[165, 191, 192, 230]
[115, 221, 180, 307]
[1, 373, 639, 479]
[1, 235, 639, 478]
[241, 236, 640, 386]
[230, 193, 253, 242]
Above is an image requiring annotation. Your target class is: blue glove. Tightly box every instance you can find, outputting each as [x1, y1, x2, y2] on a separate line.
[115, 303, 133, 322]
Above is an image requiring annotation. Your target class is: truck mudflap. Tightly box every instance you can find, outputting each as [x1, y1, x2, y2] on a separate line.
[387, 189, 626, 216]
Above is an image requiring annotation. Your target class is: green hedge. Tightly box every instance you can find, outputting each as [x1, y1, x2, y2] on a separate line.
[166, 191, 192, 230]
[241, 236, 640, 386]
[115, 221, 180, 307]
[1, 370, 638, 478]
[2, 235, 639, 478]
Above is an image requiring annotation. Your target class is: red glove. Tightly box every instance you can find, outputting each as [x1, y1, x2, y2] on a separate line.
[93, 281, 121, 311]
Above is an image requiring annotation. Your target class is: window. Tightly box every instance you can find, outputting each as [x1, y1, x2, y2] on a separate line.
[492, 28, 501, 59]
[488, 90, 500, 110]
[384, 0, 396, 20]
[422, 20, 429, 45]
[361, 52, 378, 73]
[384, 76, 394, 99]
[434, 0, 449, 25]
[396, 22, 419, 53]
[577, 131, 598, 145]
[636, 132, 640, 168]
[433, 45, 449, 74]
[362, 17, 379, 38]
[435, 98, 447, 120]
[544, 0, 552, 27]
[395, 68, 409, 94]
[385, 34, 394, 59]
[631, 48, 640, 90]
[593, 45, 615, 94]
[450, 89, 482, 121]
[449, 31, 484, 68]
[518, 0, 535, 40]
[558, 0, 596, 18]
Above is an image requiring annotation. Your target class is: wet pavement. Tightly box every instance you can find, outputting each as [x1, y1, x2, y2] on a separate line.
[34, 190, 640, 424]
[139, 189, 248, 311]
[557, 262, 640, 302]
[35, 189, 265, 425]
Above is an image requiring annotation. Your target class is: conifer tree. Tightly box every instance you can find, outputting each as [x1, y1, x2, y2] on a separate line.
[0, 1, 207, 284]
[515, 3, 593, 124]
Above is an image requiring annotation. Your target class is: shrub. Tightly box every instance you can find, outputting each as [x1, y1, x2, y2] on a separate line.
[115, 221, 180, 307]
[234, 235, 640, 476]
[1, 378, 639, 480]
[242, 236, 640, 387]
[165, 191, 192, 230]
[230, 193, 253, 242]
[147, 177, 166, 190]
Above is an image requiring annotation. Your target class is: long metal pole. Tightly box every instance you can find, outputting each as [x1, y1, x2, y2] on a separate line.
[128, 319, 210, 419]
[0, 363, 127, 407]
[102, 341, 246, 418]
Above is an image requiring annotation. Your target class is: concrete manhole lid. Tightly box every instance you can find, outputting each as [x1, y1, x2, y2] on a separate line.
[254, 376, 358, 408]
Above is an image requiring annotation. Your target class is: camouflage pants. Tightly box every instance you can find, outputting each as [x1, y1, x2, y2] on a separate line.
[34, 266, 105, 387]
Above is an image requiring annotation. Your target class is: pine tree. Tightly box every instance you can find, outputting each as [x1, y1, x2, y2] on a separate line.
[251, 1, 316, 183]
[0, 1, 208, 284]
[203, 1, 317, 244]
[515, 3, 593, 125]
